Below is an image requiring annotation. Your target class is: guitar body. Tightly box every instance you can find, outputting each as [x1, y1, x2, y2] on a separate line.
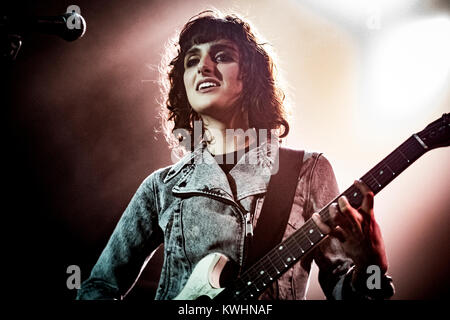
[174, 253, 228, 300]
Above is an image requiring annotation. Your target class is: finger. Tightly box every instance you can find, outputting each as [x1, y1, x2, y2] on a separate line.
[355, 180, 374, 216]
[354, 179, 371, 194]
[327, 203, 339, 228]
[312, 212, 331, 234]
[338, 196, 361, 226]
[332, 201, 354, 232]
[330, 226, 347, 243]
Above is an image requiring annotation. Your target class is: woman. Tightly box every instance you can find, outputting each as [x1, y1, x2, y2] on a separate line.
[77, 10, 393, 300]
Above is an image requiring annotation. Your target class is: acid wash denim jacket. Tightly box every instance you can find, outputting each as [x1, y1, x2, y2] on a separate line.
[76, 137, 386, 300]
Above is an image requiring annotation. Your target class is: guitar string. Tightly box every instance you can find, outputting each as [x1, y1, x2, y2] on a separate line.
[236, 170, 402, 297]
[239, 138, 422, 284]
[361, 136, 424, 190]
[232, 126, 441, 298]
[236, 129, 440, 298]
[233, 218, 328, 297]
[228, 136, 426, 299]
[234, 229, 322, 299]
[235, 151, 412, 299]
[358, 138, 426, 197]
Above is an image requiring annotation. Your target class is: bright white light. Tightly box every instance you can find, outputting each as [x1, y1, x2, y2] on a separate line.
[297, 0, 419, 24]
[365, 16, 450, 120]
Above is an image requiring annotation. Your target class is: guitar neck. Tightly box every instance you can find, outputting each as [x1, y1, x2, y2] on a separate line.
[217, 134, 428, 301]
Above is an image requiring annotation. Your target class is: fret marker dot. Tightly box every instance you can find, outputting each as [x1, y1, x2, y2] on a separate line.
[247, 281, 251, 286]
[379, 170, 383, 175]
[353, 192, 358, 197]
[309, 229, 313, 234]
[260, 271, 264, 275]
[287, 257, 291, 262]
[279, 246, 283, 250]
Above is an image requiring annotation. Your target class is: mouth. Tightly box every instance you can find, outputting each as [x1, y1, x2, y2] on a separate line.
[196, 78, 221, 92]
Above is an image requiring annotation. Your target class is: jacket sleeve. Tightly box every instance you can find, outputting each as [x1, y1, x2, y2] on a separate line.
[76, 174, 164, 300]
[303, 154, 352, 299]
[307, 154, 394, 300]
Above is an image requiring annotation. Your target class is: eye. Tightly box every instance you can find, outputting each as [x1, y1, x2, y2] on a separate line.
[185, 57, 199, 68]
[215, 52, 233, 63]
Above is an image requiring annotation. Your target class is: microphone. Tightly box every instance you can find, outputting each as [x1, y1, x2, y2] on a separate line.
[1, 12, 87, 41]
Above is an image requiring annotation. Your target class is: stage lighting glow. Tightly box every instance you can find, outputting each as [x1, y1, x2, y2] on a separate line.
[296, 0, 420, 23]
[365, 16, 449, 122]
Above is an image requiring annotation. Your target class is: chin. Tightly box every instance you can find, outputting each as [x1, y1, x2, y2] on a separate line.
[191, 103, 214, 114]
[192, 101, 224, 115]
[190, 97, 240, 118]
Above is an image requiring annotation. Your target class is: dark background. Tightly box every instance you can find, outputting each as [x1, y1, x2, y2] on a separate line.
[2, 0, 173, 301]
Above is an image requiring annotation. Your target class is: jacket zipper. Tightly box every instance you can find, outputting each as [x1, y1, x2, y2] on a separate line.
[174, 190, 250, 267]
[245, 212, 253, 237]
[232, 200, 253, 271]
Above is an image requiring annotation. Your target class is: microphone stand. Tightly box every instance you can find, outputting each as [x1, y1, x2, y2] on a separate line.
[1, 32, 23, 61]
[0, 12, 86, 62]
[1, 14, 23, 62]
[0, 14, 26, 62]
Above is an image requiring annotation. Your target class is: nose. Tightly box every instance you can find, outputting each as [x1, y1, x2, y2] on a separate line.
[197, 55, 214, 75]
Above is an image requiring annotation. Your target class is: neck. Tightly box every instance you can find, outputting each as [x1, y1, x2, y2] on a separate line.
[201, 110, 253, 155]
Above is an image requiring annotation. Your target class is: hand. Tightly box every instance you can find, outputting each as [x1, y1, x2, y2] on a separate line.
[312, 180, 388, 275]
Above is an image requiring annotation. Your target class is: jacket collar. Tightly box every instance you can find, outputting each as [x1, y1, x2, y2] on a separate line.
[165, 131, 280, 202]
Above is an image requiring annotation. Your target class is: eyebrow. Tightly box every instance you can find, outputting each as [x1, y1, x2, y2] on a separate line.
[185, 42, 239, 58]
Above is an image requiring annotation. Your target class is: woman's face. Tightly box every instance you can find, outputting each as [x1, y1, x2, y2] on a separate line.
[183, 39, 243, 119]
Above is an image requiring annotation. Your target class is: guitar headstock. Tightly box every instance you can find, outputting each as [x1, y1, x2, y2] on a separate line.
[417, 113, 450, 150]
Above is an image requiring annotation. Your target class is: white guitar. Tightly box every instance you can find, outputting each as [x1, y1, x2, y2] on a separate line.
[174, 113, 450, 301]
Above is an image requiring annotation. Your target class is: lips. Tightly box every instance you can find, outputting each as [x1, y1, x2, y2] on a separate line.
[196, 78, 221, 91]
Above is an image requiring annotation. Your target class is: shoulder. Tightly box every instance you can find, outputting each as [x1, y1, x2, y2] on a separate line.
[302, 150, 339, 195]
[304, 151, 335, 174]
[293, 149, 339, 196]
[140, 149, 196, 190]
[287, 149, 335, 178]
[278, 146, 336, 177]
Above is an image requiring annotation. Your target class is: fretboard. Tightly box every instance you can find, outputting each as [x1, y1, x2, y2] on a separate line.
[217, 134, 427, 301]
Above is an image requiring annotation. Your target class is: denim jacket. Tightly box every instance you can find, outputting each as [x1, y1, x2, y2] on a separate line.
[77, 137, 367, 300]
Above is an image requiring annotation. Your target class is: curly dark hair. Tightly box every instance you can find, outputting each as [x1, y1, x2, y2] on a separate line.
[159, 10, 290, 155]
